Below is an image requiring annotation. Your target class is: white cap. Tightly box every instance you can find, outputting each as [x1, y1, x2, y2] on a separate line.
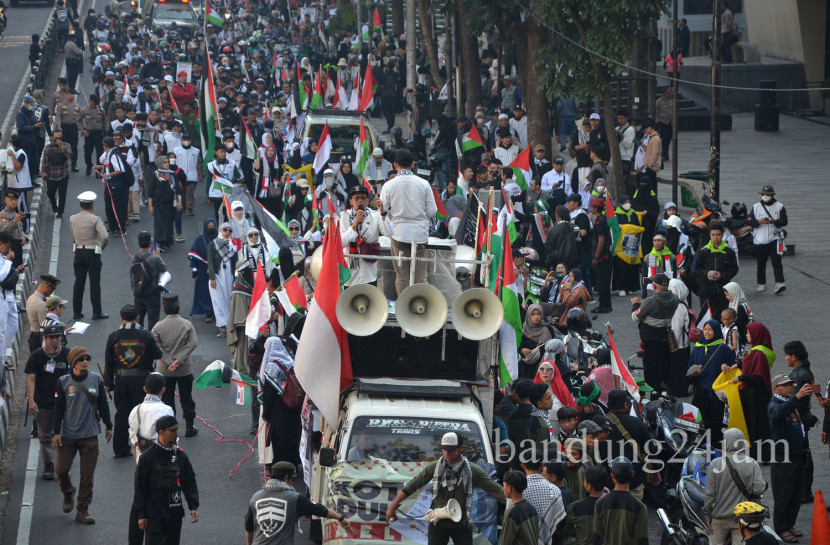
[164, 75, 174, 83]
[498, 113, 508, 120]
[77, 191, 97, 203]
[323, 168, 334, 176]
[231, 200, 244, 210]
[589, 113, 600, 120]
[372, 147, 383, 156]
[440, 432, 461, 449]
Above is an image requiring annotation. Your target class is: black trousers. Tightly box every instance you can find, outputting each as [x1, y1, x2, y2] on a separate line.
[162, 375, 196, 422]
[83, 130, 103, 171]
[135, 293, 161, 331]
[46, 176, 69, 214]
[427, 525, 472, 545]
[771, 456, 803, 533]
[593, 257, 612, 309]
[28, 331, 42, 354]
[145, 517, 183, 545]
[382, 97, 396, 129]
[756, 240, 785, 284]
[73, 249, 102, 316]
[656, 122, 672, 159]
[105, 179, 128, 232]
[128, 504, 144, 545]
[642, 339, 671, 392]
[61, 123, 79, 167]
[801, 433, 814, 500]
[113, 377, 147, 456]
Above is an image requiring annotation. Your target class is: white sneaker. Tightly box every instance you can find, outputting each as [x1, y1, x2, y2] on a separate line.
[774, 283, 786, 294]
[619, 290, 627, 297]
[756, 284, 766, 292]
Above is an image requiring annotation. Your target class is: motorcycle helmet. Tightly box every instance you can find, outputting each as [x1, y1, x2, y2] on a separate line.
[566, 308, 589, 332]
[390, 126, 403, 140]
[701, 195, 721, 213]
[168, 31, 179, 42]
[99, 43, 111, 52]
[733, 502, 767, 529]
[178, 54, 187, 62]
[730, 201, 747, 219]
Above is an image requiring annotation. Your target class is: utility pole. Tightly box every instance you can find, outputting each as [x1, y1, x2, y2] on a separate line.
[709, 0, 721, 201]
[356, 0, 363, 54]
[406, 0, 417, 137]
[671, 0, 679, 205]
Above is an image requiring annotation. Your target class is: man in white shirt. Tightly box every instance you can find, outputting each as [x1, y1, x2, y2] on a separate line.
[340, 185, 393, 286]
[380, 150, 437, 294]
[172, 134, 202, 216]
[509, 104, 528, 148]
[493, 128, 519, 166]
[540, 156, 570, 193]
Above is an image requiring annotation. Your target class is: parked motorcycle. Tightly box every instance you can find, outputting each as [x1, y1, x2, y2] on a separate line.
[687, 196, 725, 250]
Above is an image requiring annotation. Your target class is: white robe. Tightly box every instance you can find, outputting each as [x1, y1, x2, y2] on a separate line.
[209, 262, 234, 328]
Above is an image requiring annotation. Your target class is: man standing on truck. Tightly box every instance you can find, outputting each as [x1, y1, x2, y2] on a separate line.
[385, 432, 506, 545]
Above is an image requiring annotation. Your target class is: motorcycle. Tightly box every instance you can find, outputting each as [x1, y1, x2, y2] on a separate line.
[687, 196, 725, 251]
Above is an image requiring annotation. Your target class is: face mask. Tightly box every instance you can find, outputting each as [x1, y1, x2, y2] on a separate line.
[225, 142, 234, 150]
[622, 203, 631, 211]
[206, 228, 216, 235]
[761, 195, 772, 203]
[28, 105, 36, 111]
[595, 185, 605, 195]
[169, 158, 176, 166]
[182, 140, 191, 148]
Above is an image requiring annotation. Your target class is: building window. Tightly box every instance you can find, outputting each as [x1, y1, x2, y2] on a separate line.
[684, 0, 743, 15]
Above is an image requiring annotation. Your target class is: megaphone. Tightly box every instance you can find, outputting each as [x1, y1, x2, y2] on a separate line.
[309, 245, 324, 281]
[426, 498, 462, 524]
[395, 283, 448, 338]
[451, 288, 504, 340]
[336, 284, 389, 336]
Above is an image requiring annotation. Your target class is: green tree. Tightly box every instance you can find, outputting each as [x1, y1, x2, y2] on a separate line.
[534, 0, 668, 198]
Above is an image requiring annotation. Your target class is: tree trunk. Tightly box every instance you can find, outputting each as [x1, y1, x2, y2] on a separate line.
[417, 0, 443, 89]
[457, 0, 482, 118]
[512, 17, 551, 154]
[391, 0, 404, 37]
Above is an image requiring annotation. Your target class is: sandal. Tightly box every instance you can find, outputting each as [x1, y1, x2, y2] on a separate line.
[790, 529, 803, 537]
[779, 531, 798, 543]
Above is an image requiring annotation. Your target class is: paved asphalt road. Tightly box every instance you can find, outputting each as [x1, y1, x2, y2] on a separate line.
[2, 10, 830, 540]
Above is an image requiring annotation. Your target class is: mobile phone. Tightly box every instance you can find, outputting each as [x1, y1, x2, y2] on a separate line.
[151, 242, 157, 253]
[24, 213, 31, 219]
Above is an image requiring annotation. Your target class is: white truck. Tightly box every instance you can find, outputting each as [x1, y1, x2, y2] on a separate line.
[304, 327, 501, 545]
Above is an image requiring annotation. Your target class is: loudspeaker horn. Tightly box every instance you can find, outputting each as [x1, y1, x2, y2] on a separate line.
[336, 284, 389, 336]
[395, 283, 448, 338]
[426, 498, 462, 524]
[451, 288, 504, 340]
[309, 245, 324, 281]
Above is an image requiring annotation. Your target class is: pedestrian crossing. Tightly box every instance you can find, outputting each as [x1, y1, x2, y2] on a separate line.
[0, 35, 32, 48]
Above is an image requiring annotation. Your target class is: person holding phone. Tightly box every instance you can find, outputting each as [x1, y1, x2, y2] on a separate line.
[783, 341, 817, 504]
[0, 189, 29, 269]
[40, 128, 72, 217]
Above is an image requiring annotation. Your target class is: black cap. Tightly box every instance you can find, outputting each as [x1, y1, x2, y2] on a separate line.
[40, 274, 60, 286]
[145, 372, 166, 392]
[42, 323, 64, 337]
[609, 456, 634, 477]
[566, 193, 582, 203]
[58, 76, 68, 84]
[4, 189, 20, 199]
[348, 185, 369, 197]
[271, 461, 298, 479]
[652, 273, 670, 287]
[553, 156, 564, 164]
[592, 415, 613, 431]
[162, 293, 179, 302]
[120, 304, 139, 321]
[155, 415, 180, 432]
[512, 248, 525, 258]
[607, 389, 630, 411]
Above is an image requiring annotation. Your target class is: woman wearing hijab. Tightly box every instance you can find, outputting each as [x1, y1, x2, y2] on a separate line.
[146, 155, 183, 250]
[286, 219, 310, 268]
[260, 336, 302, 470]
[228, 246, 257, 376]
[732, 322, 773, 458]
[724, 281, 752, 344]
[612, 195, 642, 295]
[578, 180, 592, 212]
[207, 222, 237, 337]
[255, 133, 284, 218]
[688, 319, 735, 444]
[519, 304, 554, 378]
[667, 279, 692, 397]
[534, 360, 576, 435]
[238, 227, 274, 277]
[337, 157, 359, 192]
[557, 268, 591, 329]
[229, 201, 254, 251]
[189, 218, 216, 323]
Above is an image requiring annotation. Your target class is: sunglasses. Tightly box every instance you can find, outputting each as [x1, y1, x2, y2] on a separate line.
[76, 356, 91, 362]
[288, 227, 300, 232]
[221, 227, 231, 232]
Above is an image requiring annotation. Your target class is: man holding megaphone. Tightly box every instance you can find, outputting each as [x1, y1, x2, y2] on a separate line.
[385, 432, 505, 544]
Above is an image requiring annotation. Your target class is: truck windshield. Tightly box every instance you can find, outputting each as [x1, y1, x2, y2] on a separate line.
[307, 123, 366, 157]
[345, 417, 486, 463]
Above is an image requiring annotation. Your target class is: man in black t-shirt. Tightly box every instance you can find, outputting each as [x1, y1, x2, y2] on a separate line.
[590, 197, 612, 313]
[567, 194, 593, 293]
[25, 324, 70, 480]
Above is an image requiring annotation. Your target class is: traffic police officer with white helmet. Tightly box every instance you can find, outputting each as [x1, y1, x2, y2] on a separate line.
[69, 191, 109, 320]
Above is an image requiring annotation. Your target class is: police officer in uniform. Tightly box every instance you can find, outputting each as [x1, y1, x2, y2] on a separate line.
[55, 88, 81, 172]
[0, 189, 29, 268]
[69, 191, 109, 320]
[103, 304, 163, 458]
[79, 94, 106, 177]
[25, 274, 60, 353]
[245, 461, 351, 545]
[133, 415, 199, 545]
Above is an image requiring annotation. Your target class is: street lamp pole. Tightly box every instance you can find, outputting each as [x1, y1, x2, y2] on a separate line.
[709, 0, 722, 201]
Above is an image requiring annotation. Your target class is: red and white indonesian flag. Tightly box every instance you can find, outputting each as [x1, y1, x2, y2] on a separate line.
[245, 261, 271, 339]
[608, 327, 640, 402]
[312, 121, 332, 174]
[294, 224, 354, 427]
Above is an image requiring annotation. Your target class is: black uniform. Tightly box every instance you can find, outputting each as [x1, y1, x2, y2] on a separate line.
[131, 249, 167, 330]
[103, 323, 163, 457]
[133, 442, 199, 545]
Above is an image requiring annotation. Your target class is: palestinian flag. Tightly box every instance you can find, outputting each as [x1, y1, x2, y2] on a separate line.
[506, 145, 531, 191]
[372, 8, 382, 34]
[241, 117, 258, 161]
[198, 46, 218, 170]
[358, 63, 376, 112]
[354, 118, 370, 175]
[271, 52, 278, 75]
[310, 67, 324, 108]
[606, 191, 621, 251]
[498, 214, 521, 386]
[205, 1, 223, 27]
[461, 124, 485, 153]
[532, 199, 553, 244]
[433, 186, 447, 220]
[295, 60, 307, 110]
[194, 360, 257, 406]
[212, 172, 233, 195]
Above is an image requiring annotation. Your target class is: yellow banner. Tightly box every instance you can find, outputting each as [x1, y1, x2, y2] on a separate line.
[614, 223, 645, 264]
[712, 368, 749, 441]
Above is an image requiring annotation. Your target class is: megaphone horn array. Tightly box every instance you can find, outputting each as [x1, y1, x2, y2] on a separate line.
[335, 284, 389, 336]
[395, 283, 448, 338]
[451, 288, 504, 340]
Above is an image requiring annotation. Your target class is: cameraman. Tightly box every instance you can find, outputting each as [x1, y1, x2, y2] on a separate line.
[338, 185, 392, 287]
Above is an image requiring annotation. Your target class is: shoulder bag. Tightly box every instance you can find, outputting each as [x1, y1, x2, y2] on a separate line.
[273, 359, 305, 410]
[653, 297, 679, 353]
[724, 456, 761, 501]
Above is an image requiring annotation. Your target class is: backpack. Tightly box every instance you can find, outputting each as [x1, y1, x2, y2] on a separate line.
[130, 254, 157, 298]
[111, 148, 135, 186]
